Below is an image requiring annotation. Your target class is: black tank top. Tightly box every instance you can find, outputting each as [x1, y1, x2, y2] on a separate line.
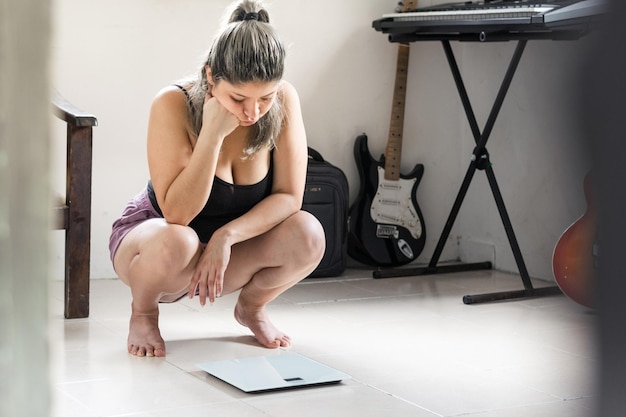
[147, 166, 273, 243]
[146, 84, 274, 242]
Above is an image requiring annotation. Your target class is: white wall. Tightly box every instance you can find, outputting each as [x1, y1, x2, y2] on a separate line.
[50, 0, 592, 281]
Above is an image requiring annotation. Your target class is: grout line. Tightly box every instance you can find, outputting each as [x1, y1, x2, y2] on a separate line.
[351, 379, 444, 417]
[292, 292, 426, 305]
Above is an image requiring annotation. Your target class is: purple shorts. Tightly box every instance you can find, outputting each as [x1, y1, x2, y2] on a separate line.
[109, 187, 162, 263]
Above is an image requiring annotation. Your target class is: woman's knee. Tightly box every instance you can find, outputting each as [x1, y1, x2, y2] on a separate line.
[119, 222, 200, 281]
[285, 211, 326, 264]
[150, 225, 201, 274]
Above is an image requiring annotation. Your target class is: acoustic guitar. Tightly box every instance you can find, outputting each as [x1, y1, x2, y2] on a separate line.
[347, 0, 426, 267]
[552, 172, 597, 308]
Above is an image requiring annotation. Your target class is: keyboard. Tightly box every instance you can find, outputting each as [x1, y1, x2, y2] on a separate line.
[382, 2, 558, 24]
[373, 0, 601, 39]
[543, 0, 608, 27]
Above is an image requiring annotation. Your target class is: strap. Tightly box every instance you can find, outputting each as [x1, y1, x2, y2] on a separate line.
[307, 147, 324, 162]
[173, 84, 192, 105]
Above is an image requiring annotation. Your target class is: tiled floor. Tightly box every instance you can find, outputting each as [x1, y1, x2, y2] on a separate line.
[49, 267, 597, 417]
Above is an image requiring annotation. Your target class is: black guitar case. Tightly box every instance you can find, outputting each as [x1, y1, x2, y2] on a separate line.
[303, 147, 349, 278]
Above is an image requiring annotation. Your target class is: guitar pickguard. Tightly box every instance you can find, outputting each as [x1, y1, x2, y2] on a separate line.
[370, 166, 423, 239]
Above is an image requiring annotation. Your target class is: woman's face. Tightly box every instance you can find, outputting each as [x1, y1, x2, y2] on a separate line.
[207, 69, 280, 127]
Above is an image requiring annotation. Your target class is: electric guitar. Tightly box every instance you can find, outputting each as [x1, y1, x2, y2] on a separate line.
[347, 0, 426, 267]
[552, 172, 597, 308]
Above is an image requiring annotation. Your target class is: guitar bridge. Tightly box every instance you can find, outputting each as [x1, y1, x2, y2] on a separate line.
[376, 224, 399, 239]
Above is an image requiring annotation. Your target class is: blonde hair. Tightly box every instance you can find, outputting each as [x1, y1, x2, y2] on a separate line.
[184, 0, 285, 156]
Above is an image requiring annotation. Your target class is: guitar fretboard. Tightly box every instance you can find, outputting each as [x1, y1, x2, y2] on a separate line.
[384, 44, 409, 182]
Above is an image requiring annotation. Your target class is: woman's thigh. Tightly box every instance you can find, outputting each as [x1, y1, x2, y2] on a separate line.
[221, 210, 325, 294]
[113, 218, 202, 289]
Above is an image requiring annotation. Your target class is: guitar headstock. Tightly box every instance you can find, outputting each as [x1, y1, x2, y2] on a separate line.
[394, 0, 418, 13]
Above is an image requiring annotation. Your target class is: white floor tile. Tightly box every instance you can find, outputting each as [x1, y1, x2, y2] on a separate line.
[50, 268, 597, 417]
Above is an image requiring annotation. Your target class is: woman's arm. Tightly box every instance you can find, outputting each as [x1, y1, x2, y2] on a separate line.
[190, 81, 309, 305]
[212, 81, 309, 247]
[147, 86, 239, 224]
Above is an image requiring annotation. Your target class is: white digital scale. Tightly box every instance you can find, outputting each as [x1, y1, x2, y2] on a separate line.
[198, 352, 351, 393]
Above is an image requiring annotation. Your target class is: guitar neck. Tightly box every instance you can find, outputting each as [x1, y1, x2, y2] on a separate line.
[384, 43, 409, 181]
[384, 0, 416, 182]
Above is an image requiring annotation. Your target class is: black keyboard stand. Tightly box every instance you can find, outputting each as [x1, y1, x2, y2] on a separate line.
[373, 38, 563, 304]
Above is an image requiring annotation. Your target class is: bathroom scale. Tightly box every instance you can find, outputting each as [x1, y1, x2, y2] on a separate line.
[197, 352, 351, 393]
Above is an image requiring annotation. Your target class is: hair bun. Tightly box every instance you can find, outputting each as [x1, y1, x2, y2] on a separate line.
[229, 0, 270, 24]
[243, 12, 259, 21]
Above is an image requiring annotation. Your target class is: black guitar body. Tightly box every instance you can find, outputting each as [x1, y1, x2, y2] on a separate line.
[348, 134, 426, 266]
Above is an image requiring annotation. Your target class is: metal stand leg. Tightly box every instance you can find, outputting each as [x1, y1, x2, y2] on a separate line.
[374, 40, 562, 304]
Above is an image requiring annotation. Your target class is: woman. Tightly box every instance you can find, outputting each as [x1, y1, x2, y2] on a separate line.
[109, 0, 325, 357]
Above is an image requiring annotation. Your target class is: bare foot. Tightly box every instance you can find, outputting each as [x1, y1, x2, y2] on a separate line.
[234, 302, 291, 348]
[128, 305, 166, 357]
